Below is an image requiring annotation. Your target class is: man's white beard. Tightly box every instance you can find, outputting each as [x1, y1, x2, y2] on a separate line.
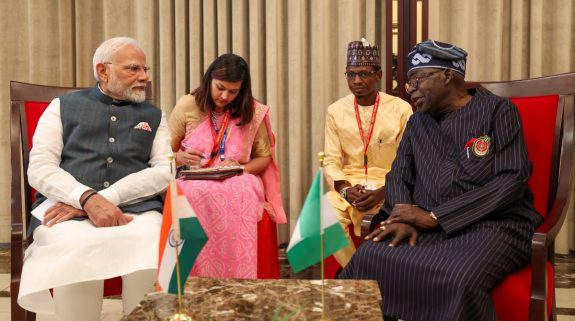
[122, 88, 146, 103]
[108, 74, 146, 103]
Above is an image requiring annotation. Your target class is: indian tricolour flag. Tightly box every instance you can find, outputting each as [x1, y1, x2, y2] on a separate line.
[157, 175, 207, 294]
[287, 169, 349, 273]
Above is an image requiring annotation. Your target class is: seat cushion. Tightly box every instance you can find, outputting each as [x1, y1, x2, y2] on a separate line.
[492, 262, 554, 321]
[324, 226, 362, 279]
[257, 210, 280, 278]
[103, 278, 122, 297]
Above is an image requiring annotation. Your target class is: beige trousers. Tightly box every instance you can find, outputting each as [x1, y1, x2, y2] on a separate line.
[332, 212, 358, 267]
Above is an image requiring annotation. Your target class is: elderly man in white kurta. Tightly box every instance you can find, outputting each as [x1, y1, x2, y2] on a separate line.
[17, 37, 171, 321]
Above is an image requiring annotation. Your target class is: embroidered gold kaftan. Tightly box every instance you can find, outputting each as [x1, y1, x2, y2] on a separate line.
[324, 91, 412, 265]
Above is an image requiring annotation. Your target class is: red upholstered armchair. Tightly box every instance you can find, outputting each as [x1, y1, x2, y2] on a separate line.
[9, 81, 150, 321]
[360, 72, 575, 321]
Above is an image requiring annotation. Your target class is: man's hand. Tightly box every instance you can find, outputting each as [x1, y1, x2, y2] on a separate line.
[345, 184, 366, 203]
[43, 202, 87, 226]
[82, 193, 133, 227]
[365, 222, 418, 247]
[384, 204, 438, 231]
[351, 187, 385, 211]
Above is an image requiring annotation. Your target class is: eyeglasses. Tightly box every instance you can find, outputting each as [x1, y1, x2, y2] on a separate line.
[405, 70, 442, 93]
[344, 70, 378, 80]
[103, 62, 150, 74]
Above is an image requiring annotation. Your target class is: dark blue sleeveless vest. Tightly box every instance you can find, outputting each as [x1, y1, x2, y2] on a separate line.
[29, 86, 163, 234]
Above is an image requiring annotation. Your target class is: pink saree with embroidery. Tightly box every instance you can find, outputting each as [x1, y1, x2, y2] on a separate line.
[178, 102, 286, 279]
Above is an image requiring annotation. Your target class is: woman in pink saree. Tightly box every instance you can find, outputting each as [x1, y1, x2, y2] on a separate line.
[168, 54, 286, 279]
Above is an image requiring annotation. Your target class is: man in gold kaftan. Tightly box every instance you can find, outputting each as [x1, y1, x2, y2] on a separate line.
[324, 38, 412, 267]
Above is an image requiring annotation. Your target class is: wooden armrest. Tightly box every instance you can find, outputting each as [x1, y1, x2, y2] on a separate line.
[360, 212, 385, 239]
[10, 222, 30, 321]
[528, 232, 549, 321]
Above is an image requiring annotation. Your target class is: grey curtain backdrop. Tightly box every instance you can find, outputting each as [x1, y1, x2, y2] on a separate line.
[1, 0, 573, 251]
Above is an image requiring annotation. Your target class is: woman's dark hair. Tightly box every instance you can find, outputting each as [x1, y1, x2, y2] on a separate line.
[192, 53, 254, 126]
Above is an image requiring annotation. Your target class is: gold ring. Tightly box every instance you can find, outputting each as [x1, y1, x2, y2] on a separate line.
[379, 225, 386, 231]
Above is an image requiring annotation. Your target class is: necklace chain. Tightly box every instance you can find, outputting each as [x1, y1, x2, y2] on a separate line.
[212, 109, 225, 119]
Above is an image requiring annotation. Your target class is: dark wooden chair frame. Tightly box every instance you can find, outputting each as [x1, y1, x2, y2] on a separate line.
[360, 72, 575, 321]
[10, 80, 152, 321]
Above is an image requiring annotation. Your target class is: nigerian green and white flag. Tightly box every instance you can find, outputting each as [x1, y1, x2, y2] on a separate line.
[287, 169, 349, 273]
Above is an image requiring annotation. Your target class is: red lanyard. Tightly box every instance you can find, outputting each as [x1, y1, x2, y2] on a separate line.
[204, 111, 231, 168]
[354, 93, 380, 175]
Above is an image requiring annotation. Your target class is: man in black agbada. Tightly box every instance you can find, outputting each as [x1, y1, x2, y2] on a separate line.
[340, 40, 543, 321]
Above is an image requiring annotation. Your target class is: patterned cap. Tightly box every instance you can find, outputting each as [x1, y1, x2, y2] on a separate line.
[407, 40, 468, 76]
[347, 38, 381, 68]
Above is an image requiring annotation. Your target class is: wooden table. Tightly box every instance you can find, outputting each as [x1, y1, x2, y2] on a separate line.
[121, 277, 383, 321]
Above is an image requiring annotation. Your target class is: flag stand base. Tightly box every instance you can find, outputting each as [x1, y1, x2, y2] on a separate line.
[168, 313, 193, 321]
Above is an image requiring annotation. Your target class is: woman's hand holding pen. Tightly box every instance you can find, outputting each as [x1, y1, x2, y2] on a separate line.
[176, 148, 205, 168]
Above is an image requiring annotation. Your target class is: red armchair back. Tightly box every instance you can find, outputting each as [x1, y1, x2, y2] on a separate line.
[490, 94, 559, 321]
[478, 73, 575, 321]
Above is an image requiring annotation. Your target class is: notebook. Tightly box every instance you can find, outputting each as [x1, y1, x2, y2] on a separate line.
[179, 165, 244, 180]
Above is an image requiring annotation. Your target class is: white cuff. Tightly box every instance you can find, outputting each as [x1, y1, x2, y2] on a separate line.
[70, 186, 94, 209]
[98, 187, 121, 206]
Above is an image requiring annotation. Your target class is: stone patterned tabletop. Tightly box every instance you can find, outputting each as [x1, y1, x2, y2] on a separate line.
[121, 277, 383, 321]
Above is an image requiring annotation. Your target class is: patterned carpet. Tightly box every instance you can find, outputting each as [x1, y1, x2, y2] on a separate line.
[555, 253, 575, 318]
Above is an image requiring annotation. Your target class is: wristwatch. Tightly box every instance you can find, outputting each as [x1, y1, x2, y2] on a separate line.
[340, 186, 351, 200]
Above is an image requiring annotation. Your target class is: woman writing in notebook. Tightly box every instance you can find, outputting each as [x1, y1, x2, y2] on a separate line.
[168, 53, 286, 279]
